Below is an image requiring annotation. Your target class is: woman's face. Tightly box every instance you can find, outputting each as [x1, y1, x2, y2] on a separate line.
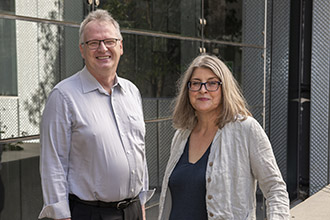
[188, 67, 222, 117]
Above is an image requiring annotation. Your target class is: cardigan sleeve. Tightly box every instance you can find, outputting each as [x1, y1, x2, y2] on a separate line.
[248, 118, 290, 220]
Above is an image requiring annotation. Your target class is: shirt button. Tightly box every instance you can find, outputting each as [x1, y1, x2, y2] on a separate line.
[207, 177, 211, 183]
[208, 195, 213, 200]
[209, 162, 213, 167]
[132, 170, 135, 174]
[131, 189, 134, 192]
[209, 212, 214, 217]
[127, 151, 130, 154]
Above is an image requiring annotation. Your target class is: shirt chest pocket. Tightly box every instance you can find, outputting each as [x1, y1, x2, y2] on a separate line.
[127, 114, 145, 145]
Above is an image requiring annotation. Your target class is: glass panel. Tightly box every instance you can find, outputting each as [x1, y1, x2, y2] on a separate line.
[100, 0, 202, 38]
[0, 18, 17, 96]
[204, 42, 242, 84]
[0, 19, 81, 139]
[204, 0, 242, 42]
[6, 0, 85, 23]
[0, 0, 15, 13]
[118, 34, 201, 98]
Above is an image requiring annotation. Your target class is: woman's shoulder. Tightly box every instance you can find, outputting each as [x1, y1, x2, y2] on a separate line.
[224, 115, 263, 133]
[227, 115, 258, 126]
[173, 129, 191, 139]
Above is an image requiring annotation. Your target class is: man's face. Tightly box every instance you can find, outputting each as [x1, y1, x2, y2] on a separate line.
[79, 20, 123, 78]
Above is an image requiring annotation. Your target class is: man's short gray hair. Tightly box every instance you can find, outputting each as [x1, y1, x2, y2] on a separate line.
[79, 9, 122, 45]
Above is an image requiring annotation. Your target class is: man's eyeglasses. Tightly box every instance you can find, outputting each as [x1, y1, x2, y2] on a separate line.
[187, 81, 222, 92]
[82, 38, 120, 50]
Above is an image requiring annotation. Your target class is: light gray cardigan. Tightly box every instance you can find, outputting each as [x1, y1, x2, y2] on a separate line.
[158, 116, 290, 220]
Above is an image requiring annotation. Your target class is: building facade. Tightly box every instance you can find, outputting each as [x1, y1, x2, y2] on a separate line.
[0, 0, 329, 219]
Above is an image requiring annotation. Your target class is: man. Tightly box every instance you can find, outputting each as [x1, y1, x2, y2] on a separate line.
[39, 9, 153, 220]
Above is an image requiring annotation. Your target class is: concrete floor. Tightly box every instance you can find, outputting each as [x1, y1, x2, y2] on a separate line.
[290, 184, 330, 220]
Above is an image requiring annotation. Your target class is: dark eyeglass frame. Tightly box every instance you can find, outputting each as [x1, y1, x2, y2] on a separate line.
[81, 38, 120, 50]
[187, 81, 222, 92]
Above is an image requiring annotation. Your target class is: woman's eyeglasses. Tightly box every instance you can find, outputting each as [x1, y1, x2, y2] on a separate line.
[187, 81, 222, 92]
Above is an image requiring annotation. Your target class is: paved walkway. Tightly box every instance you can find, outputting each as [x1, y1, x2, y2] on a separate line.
[290, 184, 330, 219]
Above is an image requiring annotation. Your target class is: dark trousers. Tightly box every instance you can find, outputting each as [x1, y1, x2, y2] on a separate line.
[69, 197, 143, 220]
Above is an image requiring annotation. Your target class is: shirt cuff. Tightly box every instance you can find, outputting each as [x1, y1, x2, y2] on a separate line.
[38, 200, 70, 219]
[139, 188, 155, 205]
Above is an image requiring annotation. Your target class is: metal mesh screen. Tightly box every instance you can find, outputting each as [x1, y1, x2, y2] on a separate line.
[241, 0, 264, 124]
[242, 0, 264, 46]
[0, 98, 19, 138]
[310, 0, 330, 195]
[143, 98, 175, 189]
[16, 20, 41, 138]
[267, 0, 290, 180]
[158, 120, 175, 186]
[63, 0, 85, 23]
[143, 98, 158, 120]
[243, 0, 289, 180]
[242, 47, 264, 123]
[145, 122, 159, 187]
[158, 99, 173, 119]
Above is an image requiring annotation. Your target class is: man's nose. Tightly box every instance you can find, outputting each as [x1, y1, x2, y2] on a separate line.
[98, 41, 108, 51]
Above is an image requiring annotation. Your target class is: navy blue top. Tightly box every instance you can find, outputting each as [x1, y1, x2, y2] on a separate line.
[168, 138, 211, 220]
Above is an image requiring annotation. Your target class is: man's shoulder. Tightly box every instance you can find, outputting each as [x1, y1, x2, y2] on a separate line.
[54, 72, 81, 91]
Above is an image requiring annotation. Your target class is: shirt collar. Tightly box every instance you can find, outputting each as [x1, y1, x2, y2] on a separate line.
[80, 66, 126, 94]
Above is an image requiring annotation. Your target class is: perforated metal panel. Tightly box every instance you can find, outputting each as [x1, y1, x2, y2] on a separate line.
[267, 0, 290, 180]
[310, 0, 330, 195]
[145, 122, 159, 187]
[241, 0, 264, 125]
[143, 98, 175, 189]
[16, 20, 41, 137]
[242, 0, 264, 46]
[243, 0, 290, 181]
[0, 97, 19, 138]
[242, 47, 264, 123]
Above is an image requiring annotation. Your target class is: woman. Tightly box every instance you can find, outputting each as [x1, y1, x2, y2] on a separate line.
[158, 54, 290, 220]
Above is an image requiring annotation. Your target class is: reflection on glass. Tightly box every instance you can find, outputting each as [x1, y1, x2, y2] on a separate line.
[204, 0, 242, 42]
[204, 43, 242, 84]
[118, 34, 200, 98]
[0, 0, 15, 13]
[0, 18, 17, 96]
[100, 0, 202, 38]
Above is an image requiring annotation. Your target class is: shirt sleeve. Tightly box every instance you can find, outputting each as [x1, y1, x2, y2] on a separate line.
[136, 91, 155, 205]
[248, 119, 290, 220]
[139, 160, 155, 205]
[39, 89, 72, 219]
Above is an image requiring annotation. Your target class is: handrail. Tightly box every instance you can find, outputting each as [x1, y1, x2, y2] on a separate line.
[0, 12, 263, 49]
[0, 118, 172, 144]
[145, 117, 172, 123]
[0, 135, 40, 144]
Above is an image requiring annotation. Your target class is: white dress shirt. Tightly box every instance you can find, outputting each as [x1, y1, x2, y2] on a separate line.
[39, 66, 154, 219]
[159, 116, 290, 220]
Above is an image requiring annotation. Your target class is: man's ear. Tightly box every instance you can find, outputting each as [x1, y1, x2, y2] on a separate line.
[79, 44, 85, 59]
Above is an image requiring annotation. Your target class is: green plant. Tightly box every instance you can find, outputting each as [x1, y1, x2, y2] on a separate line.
[3, 142, 24, 151]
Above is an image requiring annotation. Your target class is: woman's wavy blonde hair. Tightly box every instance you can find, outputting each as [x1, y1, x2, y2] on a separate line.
[172, 54, 251, 130]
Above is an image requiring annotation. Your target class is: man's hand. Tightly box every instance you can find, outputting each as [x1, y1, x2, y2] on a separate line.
[142, 205, 146, 220]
